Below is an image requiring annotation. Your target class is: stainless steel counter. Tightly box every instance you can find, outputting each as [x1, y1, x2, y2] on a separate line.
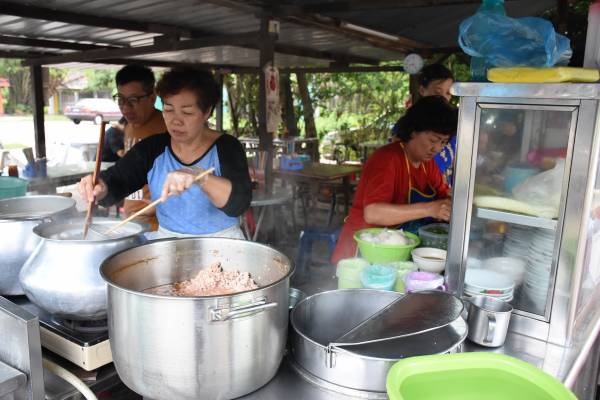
[242, 267, 600, 399]
[13, 263, 600, 399]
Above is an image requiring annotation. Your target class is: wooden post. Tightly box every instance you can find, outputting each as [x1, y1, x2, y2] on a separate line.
[215, 72, 224, 132]
[30, 65, 46, 159]
[258, 15, 277, 191]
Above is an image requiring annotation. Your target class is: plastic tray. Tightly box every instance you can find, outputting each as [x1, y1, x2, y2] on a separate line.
[387, 352, 576, 400]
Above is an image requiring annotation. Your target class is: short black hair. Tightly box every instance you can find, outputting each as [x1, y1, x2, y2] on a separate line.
[418, 64, 454, 89]
[156, 66, 221, 115]
[115, 64, 155, 94]
[392, 96, 458, 143]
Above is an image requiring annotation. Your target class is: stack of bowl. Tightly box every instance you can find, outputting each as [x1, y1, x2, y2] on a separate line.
[522, 229, 555, 311]
[464, 269, 515, 302]
[483, 257, 527, 287]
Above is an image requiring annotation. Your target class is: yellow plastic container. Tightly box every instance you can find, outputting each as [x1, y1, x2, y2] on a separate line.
[336, 257, 370, 289]
[488, 67, 599, 83]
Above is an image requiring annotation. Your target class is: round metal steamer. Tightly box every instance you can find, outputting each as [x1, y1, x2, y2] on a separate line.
[0, 195, 76, 295]
[290, 289, 468, 393]
[100, 237, 294, 400]
[19, 218, 146, 320]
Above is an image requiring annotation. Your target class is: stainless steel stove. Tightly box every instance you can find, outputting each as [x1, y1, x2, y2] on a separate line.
[9, 296, 111, 371]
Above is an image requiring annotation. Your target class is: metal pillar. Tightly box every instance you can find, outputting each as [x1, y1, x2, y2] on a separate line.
[258, 15, 277, 191]
[30, 65, 46, 159]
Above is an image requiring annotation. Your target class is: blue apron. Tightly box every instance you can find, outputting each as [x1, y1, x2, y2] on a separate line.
[399, 143, 437, 234]
[434, 137, 456, 187]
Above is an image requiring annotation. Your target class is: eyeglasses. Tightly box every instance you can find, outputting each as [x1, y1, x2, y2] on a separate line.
[113, 93, 151, 107]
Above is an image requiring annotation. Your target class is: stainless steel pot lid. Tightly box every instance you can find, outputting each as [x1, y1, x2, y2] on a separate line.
[335, 317, 467, 360]
[330, 291, 464, 348]
[0, 195, 75, 220]
[34, 218, 144, 241]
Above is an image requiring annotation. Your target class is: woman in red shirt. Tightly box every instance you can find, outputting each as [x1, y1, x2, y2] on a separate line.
[331, 96, 458, 264]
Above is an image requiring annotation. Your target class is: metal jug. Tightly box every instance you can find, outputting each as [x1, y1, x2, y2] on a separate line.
[465, 295, 513, 347]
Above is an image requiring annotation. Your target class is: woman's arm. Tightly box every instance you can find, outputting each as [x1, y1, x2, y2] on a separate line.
[159, 135, 252, 216]
[364, 199, 451, 226]
[98, 134, 169, 207]
[213, 135, 252, 216]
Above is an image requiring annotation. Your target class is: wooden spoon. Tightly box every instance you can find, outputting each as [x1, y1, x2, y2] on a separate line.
[103, 167, 215, 235]
[82, 121, 108, 239]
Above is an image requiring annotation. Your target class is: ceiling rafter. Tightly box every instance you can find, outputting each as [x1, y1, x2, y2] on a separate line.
[0, 35, 119, 51]
[23, 32, 262, 66]
[0, 1, 381, 66]
[297, 0, 520, 12]
[201, 0, 428, 53]
[0, 1, 204, 39]
[0, 49, 60, 59]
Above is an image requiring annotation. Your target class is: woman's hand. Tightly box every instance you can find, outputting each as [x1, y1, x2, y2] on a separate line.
[160, 167, 207, 201]
[78, 175, 108, 204]
[428, 198, 452, 221]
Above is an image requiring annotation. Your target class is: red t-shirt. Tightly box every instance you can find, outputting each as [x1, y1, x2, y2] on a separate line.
[331, 142, 449, 264]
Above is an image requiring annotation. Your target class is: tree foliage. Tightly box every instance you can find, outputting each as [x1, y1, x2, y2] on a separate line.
[223, 73, 259, 137]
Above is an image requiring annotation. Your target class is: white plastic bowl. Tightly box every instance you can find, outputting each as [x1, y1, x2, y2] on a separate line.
[411, 247, 447, 273]
[465, 269, 515, 293]
[483, 257, 527, 286]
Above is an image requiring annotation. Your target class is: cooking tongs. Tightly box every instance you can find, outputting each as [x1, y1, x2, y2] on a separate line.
[328, 291, 464, 350]
[82, 121, 107, 239]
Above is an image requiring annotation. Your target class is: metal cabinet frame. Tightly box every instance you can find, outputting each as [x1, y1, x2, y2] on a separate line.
[447, 83, 600, 346]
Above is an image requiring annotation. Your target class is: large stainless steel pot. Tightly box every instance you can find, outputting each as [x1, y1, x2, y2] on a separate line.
[100, 237, 293, 400]
[0, 195, 76, 295]
[19, 218, 145, 320]
[290, 289, 467, 393]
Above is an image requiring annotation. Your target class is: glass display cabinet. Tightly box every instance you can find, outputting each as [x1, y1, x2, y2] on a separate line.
[447, 83, 600, 346]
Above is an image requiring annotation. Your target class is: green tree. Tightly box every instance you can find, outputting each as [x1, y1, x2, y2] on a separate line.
[84, 69, 115, 93]
[0, 59, 31, 114]
[223, 73, 259, 137]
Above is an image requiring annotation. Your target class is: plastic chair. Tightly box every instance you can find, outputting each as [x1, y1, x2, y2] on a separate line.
[296, 226, 340, 274]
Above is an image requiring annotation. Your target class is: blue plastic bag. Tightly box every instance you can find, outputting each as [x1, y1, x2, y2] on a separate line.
[459, 13, 572, 68]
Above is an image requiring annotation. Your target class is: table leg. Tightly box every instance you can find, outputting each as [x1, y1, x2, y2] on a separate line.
[343, 176, 351, 215]
[327, 188, 336, 227]
[252, 206, 267, 242]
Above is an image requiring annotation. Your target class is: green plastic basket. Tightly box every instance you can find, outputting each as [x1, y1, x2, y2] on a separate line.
[387, 353, 576, 400]
[354, 228, 420, 264]
[0, 176, 28, 199]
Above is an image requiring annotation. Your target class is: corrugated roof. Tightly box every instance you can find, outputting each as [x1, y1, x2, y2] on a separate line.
[0, 0, 560, 68]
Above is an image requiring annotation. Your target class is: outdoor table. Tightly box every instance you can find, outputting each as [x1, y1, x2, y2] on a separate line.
[273, 163, 362, 225]
[26, 161, 114, 193]
[243, 187, 294, 241]
[358, 141, 385, 163]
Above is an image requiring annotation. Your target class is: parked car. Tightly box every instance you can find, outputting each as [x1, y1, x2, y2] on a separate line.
[64, 98, 122, 125]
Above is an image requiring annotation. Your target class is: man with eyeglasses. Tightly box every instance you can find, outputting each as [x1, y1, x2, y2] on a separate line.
[114, 63, 167, 230]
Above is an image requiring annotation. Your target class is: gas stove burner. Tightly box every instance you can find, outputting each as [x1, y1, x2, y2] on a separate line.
[50, 316, 108, 334]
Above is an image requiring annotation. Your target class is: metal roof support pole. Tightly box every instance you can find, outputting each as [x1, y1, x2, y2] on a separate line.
[215, 73, 224, 132]
[30, 65, 45, 159]
[258, 15, 278, 192]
